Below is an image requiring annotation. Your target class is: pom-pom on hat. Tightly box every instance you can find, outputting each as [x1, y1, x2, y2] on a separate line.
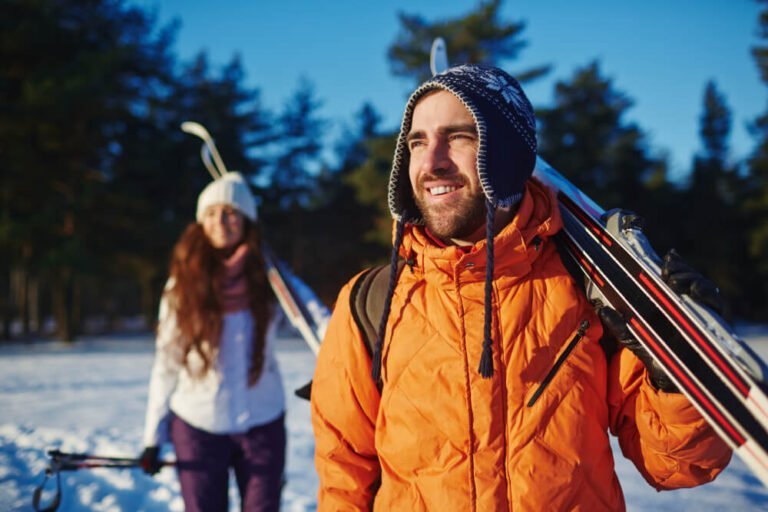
[388, 64, 537, 223]
[196, 171, 257, 222]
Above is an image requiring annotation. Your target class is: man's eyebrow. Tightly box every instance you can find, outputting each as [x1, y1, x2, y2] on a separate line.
[441, 123, 477, 135]
[406, 124, 477, 143]
[406, 129, 425, 143]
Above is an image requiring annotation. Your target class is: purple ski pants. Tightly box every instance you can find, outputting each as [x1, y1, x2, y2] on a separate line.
[170, 414, 285, 512]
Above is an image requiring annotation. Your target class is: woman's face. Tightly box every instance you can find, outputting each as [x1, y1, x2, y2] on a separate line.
[201, 204, 245, 249]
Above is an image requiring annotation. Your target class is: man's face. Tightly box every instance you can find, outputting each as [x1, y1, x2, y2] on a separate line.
[407, 90, 486, 241]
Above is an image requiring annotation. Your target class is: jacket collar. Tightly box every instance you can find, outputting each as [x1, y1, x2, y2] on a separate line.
[398, 177, 562, 286]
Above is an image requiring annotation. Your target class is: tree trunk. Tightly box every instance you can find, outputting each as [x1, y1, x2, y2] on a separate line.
[141, 275, 157, 330]
[13, 266, 29, 335]
[1, 269, 10, 340]
[28, 277, 40, 335]
[52, 269, 77, 342]
[72, 277, 81, 335]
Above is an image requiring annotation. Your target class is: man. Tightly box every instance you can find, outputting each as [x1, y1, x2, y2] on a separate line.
[310, 64, 731, 511]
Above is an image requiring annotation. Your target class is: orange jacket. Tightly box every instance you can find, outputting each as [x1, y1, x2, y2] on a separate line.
[311, 178, 731, 511]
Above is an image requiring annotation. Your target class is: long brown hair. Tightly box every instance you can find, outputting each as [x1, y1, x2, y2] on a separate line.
[165, 219, 273, 385]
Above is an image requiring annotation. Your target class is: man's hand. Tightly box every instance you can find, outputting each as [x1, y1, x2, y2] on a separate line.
[598, 249, 725, 393]
[598, 306, 678, 391]
[661, 249, 724, 315]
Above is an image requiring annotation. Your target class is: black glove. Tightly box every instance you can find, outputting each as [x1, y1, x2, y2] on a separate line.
[661, 249, 725, 316]
[139, 446, 161, 475]
[597, 249, 725, 393]
[598, 306, 678, 392]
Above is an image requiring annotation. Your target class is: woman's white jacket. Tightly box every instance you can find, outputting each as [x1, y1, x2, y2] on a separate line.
[142, 295, 285, 447]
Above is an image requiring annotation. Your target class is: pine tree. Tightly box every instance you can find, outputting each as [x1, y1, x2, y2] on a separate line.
[745, 0, 768, 316]
[537, 61, 665, 216]
[388, 0, 549, 86]
[682, 81, 747, 317]
[0, 0, 174, 340]
[261, 79, 327, 275]
[299, 103, 387, 302]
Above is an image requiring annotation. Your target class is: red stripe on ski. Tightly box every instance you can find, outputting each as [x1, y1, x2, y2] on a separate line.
[562, 236, 605, 287]
[558, 193, 613, 247]
[743, 442, 768, 472]
[268, 270, 301, 319]
[637, 272, 750, 397]
[749, 394, 768, 424]
[629, 317, 746, 446]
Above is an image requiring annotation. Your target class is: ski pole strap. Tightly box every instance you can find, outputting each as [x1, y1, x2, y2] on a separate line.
[32, 468, 61, 512]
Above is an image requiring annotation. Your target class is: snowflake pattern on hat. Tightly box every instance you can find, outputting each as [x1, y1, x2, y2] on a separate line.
[479, 72, 535, 130]
[448, 65, 536, 131]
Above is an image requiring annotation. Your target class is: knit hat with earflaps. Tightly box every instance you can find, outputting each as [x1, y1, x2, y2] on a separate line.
[371, 64, 538, 384]
[388, 64, 537, 223]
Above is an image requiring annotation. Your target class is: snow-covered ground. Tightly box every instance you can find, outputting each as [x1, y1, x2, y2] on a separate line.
[2, 330, 768, 511]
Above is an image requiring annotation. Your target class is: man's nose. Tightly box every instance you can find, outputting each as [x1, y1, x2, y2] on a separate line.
[421, 139, 451, 174]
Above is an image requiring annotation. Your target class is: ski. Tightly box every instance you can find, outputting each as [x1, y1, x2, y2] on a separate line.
[262, 243, 323, 355]
[533, 157, 768, 487]
[181, 121, 328, 356]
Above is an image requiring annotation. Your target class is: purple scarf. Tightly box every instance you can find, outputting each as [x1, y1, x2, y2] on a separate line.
[220, 244, 250, 313]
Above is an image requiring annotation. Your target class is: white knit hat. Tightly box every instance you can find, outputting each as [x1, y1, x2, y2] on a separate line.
[196, 172, 257, 222]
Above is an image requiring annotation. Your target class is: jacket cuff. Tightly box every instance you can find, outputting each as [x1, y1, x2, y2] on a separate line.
[642, 373, 703, 425]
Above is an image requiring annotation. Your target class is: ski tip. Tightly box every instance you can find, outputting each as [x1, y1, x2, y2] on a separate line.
[180, 121, 210, 140]
[430, 37, 449, 76]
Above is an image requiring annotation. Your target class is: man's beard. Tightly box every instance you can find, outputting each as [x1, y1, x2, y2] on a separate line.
[414, 185, 487, 241]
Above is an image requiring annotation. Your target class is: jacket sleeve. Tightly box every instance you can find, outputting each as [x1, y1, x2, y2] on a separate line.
[310, 279, 382, 511]
[608, 347, 732, 490]
[142, 293, 183, 447]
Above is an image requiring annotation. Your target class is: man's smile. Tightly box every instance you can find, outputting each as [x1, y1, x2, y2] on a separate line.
[428, 184, 462, 196]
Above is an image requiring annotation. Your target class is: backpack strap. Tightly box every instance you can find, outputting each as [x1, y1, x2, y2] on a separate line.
[349, 261, 406, 357]
[294, 261, 405, 401]
[349, 260, 406, 393]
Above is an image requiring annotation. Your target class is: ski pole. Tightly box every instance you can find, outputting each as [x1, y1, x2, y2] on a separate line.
[46, 449, 143, 464]
[32, 450, 174, 512]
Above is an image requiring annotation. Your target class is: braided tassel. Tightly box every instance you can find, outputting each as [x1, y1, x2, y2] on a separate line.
[478, 200, 496, 378]
[372, 216, 407, 384]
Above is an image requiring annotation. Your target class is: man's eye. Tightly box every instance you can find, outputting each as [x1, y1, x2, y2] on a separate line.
[409, 140, 426, 150]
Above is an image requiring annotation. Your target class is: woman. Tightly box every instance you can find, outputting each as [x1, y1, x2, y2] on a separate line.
[140, 172, 285, 512]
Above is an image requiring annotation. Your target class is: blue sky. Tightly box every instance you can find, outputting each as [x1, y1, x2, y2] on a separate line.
[137, 0, 764, 181]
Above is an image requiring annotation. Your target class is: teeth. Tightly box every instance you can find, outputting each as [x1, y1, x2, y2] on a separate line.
[430, 185, 459, 196]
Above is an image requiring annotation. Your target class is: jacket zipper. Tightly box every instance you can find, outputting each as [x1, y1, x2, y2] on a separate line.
[527, 320, 590, 407]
